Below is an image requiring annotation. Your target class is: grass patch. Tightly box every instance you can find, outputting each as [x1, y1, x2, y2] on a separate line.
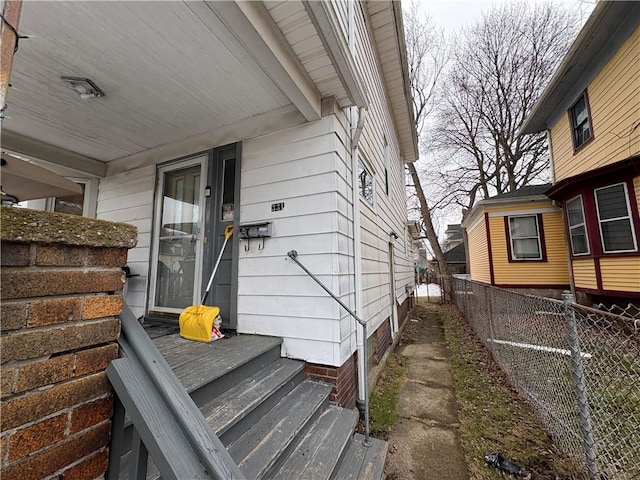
[368, 352, 408, 439]
[438, 303, 585, 479]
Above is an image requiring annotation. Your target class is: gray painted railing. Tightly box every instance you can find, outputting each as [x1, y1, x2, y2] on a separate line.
[106, 304, 245, 479]
[287, 250, 371, 446]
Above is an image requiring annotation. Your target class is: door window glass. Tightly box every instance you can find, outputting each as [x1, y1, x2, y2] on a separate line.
[155, 165, 201, 309]
[221, 158, 235, 221]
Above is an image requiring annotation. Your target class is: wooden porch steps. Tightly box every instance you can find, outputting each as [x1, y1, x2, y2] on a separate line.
[115, 329, 387, 479]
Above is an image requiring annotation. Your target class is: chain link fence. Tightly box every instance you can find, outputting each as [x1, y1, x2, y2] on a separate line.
[449, 277, 640, 479]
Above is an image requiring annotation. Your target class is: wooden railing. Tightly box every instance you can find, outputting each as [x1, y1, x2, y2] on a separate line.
[106, 304, 245, 479]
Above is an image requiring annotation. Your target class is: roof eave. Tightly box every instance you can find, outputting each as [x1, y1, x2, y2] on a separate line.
[520, 1, 640, 135]
[366, 1, 419, 163]
[391, 0, 419, 163]
[461, 195, 553, 229]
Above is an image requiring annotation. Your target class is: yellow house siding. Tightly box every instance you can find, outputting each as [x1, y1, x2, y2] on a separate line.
[490, 211, 570, 286]
[572, 258, 598, 290]
[600, 258, 640, 292]
[550, 25, 640, 182]
[635, 175, 640, 210]
[467, 218, 491, 284]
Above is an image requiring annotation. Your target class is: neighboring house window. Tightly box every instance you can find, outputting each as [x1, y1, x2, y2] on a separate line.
[358, 157, 374, 206]
[594, 182, 637, 253]
[569, 92, 593, 149]
[51, 183, 86, 216]
[508, 215, 543, 260]
[566, 195, 589, 255]
[20, 178, 96, 217]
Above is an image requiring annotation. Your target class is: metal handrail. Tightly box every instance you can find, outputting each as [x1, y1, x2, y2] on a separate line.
[287, 250, 371, 446]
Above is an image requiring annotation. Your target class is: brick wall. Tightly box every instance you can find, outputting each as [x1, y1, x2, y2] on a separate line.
[303, 296, 412, 410]
[397, 295, 411, 329]
[376, 319, 392, 363]
[0, 207, 137, 479]
[305, 354, 357, 409]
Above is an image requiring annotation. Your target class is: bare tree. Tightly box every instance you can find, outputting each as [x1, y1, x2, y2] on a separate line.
[430, 1, 579, 218]
[403, 2, 453, 300]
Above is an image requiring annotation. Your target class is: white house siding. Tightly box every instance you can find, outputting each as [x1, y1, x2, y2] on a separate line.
[238, 113, 358, 367]
[349, 1, 415, 337]
[330, 1, 350, 46]
[96, 166, 155, 318]
[87, 0, 415, 370]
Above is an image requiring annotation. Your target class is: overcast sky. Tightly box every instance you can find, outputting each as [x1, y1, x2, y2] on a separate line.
[404, 0, 596, 240]
[414, 0, 595, 33]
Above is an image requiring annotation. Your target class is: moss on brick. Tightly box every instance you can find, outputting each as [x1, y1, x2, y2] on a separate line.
[0, 206, 137, 248]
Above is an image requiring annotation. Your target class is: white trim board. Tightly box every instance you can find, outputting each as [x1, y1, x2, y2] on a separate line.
[488, 207, 560, 217]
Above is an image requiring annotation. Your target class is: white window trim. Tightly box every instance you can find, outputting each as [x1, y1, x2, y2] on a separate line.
[508, 214, 542, 261]
[46, 177, 98, 218]
[594, 182, 638, 254]
[566, 194, 590, 256]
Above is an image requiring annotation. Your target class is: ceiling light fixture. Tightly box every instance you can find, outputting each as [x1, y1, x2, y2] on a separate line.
[61, 76, 105, 100]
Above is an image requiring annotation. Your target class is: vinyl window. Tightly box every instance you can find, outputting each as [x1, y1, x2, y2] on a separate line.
[508, 215, 542, 260]
[569, 92, 593, 150]
[566, 195, 589, 255]
[594, 183, 637, 253]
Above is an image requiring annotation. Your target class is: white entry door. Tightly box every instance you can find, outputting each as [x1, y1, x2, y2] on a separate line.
[149, 156, 207, 314]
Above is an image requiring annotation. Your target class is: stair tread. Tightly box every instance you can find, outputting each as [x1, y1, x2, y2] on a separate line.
[202, 358, 305, 438]
[331, 433, 388, 480]
[153, 334, 282, 393]
[273, 406, 358, 480]
[229, 380, 332, 480]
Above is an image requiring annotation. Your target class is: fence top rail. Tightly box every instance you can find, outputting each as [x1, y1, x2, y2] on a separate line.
[572, 303, 636, 320]
[572, 303, 640, 335]
[453, 277, 564, 306]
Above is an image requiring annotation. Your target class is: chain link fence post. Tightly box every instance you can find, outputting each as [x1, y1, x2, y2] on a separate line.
[563, 291, 598, 479]
[485, 284, 496, 353]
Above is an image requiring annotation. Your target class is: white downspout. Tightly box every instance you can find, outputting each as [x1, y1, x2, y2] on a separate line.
[352, 107, 367, 403]
[348, 0, 368, 404]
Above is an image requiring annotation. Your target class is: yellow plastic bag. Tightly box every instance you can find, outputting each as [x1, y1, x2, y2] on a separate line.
[179, 305, 224, 343]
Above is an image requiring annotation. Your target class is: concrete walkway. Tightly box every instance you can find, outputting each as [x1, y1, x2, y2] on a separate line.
[384, 306, 469, 479]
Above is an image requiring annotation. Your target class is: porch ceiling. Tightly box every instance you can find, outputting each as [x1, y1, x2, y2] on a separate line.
[3, 1, 300, 163]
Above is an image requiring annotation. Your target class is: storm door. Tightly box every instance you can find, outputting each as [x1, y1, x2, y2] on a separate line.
[149, 156, 207, 314]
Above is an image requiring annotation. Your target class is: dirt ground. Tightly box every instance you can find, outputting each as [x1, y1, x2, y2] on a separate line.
[379, 302, 584, 480]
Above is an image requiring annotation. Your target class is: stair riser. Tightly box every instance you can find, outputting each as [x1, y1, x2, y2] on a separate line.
[190, 344, 281, 407]
[219, 369, 305, 446]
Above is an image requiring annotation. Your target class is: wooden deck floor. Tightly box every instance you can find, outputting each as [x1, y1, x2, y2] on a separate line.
[145, 325, 283, 393]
